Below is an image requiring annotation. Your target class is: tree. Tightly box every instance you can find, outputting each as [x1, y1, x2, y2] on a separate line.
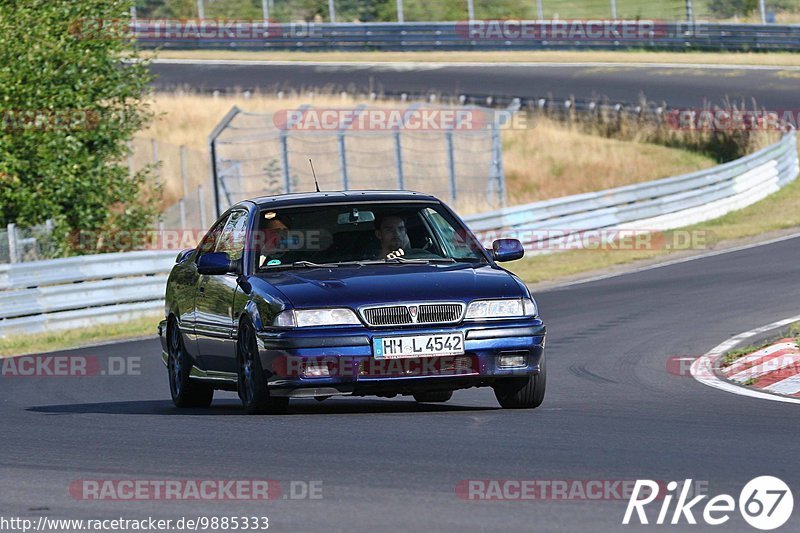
[0, 0, 159, 255]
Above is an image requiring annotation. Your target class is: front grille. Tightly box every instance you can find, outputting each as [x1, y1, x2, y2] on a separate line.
[362, 303, 464, 327]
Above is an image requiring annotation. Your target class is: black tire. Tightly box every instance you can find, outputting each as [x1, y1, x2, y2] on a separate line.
[167, 319, 214, 408]
[413, 391, 453, 403]
[493, 356, 546, 409]
[237, 321, 289, 415]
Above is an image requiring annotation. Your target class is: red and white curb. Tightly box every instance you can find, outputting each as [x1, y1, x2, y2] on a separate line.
[721, 339, 800, 396]
[691, 315, 800, 405]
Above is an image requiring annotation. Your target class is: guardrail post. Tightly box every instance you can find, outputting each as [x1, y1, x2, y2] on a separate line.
[7, 223, 18, 264]
[338, 130, 349, 190]
[394, 130, 405, 190]
[280, 130, 292, 193]
[446, 128, 457, 203]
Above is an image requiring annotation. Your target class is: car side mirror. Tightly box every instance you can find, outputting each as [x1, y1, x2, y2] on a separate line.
[175, 248, 194, 264]
[492, 239, 524, 262]
[197, 252, 237, 275]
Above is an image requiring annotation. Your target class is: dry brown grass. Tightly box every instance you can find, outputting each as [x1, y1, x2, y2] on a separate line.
[147, 49, 800, 67]
[501, 118, 714, 202]
[138, 92, 715, 211]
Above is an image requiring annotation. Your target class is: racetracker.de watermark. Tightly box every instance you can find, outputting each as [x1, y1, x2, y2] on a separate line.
[273, 354, 479, 379]
[456, 479, 709, 501]
[0, 109, 100, 132]
[474, 229, 715, 252]
[455, 20, 669, 41]
[68, 480, 322, 501]
[666, 109, 800, 131]
[273, 107, 493, 131]
[1, 355, 140, 378]
[71, 18, 322, 41]
[66, 229, 715, 254]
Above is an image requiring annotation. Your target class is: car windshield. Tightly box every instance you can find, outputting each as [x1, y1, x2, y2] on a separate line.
[255, 202, 488, 270]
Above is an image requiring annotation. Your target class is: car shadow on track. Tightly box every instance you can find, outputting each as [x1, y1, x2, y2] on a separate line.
[27, 398, 499, 416]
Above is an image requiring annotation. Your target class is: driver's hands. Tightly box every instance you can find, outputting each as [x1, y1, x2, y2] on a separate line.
[386, 248, 405, 260]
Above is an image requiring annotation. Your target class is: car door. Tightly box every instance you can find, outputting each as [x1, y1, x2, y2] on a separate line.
[194, 209, 249, 373]
[179, 214, 228, 362]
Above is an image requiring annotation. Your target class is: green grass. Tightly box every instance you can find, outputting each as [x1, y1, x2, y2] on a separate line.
[0, 314, 161, 358]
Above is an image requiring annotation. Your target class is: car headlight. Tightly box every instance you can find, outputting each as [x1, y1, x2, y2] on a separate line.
[273, 308, 361, 328]
[465, 298, 537, 319]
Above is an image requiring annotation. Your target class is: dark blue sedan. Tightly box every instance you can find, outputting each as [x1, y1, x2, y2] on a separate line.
[158, 191, 546, 414]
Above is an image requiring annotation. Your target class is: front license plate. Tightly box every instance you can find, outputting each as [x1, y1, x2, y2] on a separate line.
[373, 333, 465, 360]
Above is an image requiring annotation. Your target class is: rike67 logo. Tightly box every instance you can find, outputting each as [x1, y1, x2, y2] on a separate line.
[623, 477, 794, 530]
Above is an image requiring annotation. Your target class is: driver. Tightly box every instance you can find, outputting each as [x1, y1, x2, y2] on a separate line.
[374, 214, 412, 259]
[258, 214, 290, 267]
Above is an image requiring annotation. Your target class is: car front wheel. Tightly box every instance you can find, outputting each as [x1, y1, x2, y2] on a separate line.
[237, 321, 289, 415]
[167, 319, 213, 408]
[493, 356, 546, 409]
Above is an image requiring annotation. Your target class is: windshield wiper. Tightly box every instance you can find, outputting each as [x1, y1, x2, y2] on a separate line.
[291, 261, 340, 268]
[262, 261, 340, 270]
[347, 257, 458, 265]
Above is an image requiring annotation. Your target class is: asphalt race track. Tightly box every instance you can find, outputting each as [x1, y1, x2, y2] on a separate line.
[150, 60, 800, 109]
[2, 235, 799, 532]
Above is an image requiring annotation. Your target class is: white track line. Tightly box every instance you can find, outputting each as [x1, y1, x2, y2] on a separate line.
[691, 315, 800, 405]
[150, 58, 800, 71]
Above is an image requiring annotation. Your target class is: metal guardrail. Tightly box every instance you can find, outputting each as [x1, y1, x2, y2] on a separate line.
[464, 131, 799, 251]
[0, 133, 797, 337]
[0, 251, 176, 337]
[133, 21, 800, 52]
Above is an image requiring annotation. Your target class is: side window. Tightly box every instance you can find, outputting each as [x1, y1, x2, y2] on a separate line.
[216, 210, 249, 261]
[424, 208, 474, 259]
[197, 215, 230, 258]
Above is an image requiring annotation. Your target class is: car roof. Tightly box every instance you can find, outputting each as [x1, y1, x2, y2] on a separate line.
[243, 190, 441, 209]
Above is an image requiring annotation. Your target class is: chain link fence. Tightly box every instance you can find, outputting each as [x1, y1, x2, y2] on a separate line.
[0, 221, 58, 264]
[128, 137, 214, 233]
[209, 103, 510, 217]
[133, 0, 800, 24]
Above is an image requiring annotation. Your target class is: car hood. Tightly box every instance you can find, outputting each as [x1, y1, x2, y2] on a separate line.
[253, 264, 524, 308]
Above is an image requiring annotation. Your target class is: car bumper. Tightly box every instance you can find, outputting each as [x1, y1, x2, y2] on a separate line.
[256, 319, 546, 397]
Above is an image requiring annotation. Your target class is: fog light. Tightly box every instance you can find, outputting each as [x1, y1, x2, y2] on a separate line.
[302, 362, 331, 378]
[498, 355, 527, 368]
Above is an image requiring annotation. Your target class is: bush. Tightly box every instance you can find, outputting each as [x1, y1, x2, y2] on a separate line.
[533, 99, 780, 164]
[0, 0, 159, 256]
